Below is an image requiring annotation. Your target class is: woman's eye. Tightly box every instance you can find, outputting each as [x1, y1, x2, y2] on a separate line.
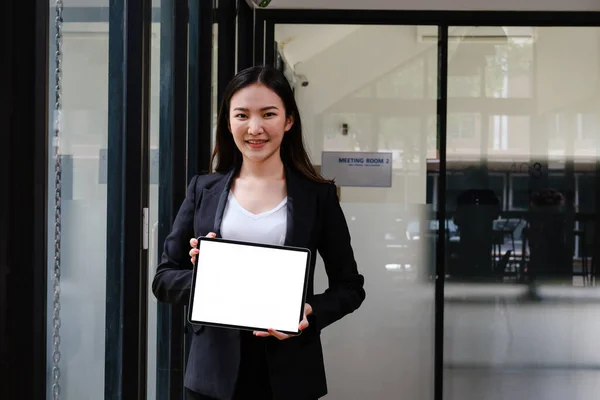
[234, 113, 247, 118]
[264, 112, 276, 117]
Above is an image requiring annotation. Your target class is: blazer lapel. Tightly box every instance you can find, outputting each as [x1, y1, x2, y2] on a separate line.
[196, 169, 236, 238]
[284, 166, 316, 248]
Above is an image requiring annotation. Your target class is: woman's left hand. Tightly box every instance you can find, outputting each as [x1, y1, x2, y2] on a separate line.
[254, 303, 312, 340]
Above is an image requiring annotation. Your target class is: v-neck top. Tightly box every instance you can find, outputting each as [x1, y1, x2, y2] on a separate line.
[220, 191, 288, 246]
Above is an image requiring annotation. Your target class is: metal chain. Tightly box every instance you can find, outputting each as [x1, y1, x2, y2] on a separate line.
[52, 1, 64, 399]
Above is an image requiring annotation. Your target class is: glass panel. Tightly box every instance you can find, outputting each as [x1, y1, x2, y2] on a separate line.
[275, 24, 438, 399]
[375, 58, 425, 98]
[47, 5, 110, 399]
[212, 22, 218, 150]
[147, 12, 161, 400]
[445, 26, 600, 400]
[484, 36, 533, 99]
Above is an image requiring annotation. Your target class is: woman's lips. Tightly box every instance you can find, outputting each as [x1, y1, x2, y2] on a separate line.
[246, 139, 268, 149]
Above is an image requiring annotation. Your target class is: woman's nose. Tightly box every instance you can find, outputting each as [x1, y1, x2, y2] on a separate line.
[248, 118, 264, 134]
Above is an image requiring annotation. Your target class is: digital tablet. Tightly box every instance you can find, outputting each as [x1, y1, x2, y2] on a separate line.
[187, 236, 311, 335]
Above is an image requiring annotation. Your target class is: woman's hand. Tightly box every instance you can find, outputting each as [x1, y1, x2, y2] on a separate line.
[189, 232, 217, 264]
[254, 303, 313, 340]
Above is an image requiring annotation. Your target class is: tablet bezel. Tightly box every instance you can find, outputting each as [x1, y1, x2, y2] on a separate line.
[187, 236, 311, 336]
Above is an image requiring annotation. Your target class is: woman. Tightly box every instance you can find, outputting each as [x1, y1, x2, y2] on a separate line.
[152, 65, 366, 400]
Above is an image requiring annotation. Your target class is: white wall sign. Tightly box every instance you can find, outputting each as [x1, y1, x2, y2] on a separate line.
[321, 151, 392, 187]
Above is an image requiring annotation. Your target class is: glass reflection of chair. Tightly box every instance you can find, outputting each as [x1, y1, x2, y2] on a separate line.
[452, 188, 501, 280]
[491, 218, 521, 280]
[523, 188, 576, 285]
[521, 220, 593, 287]
[573, 218, 595, 286]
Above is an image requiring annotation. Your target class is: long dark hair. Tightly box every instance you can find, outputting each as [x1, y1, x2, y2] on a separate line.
[210, 65, 331, 184]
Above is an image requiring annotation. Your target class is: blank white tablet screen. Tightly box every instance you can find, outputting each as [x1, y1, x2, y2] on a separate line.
[190, 239, 309, 333]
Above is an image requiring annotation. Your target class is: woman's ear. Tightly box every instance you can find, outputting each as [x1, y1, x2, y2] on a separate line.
[284, 114, 295, 132]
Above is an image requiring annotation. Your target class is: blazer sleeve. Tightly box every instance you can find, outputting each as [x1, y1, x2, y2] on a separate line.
[151, 175, 198, 305]
[310, 183, 366, 332]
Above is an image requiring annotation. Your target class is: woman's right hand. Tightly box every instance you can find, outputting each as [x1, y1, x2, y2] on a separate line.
[189, 232, 217, 264]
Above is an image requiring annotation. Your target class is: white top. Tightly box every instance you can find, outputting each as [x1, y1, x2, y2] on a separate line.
[220, 191, 288, 246]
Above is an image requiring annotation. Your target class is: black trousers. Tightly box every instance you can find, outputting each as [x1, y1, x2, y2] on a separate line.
[187, 331, 273, 400]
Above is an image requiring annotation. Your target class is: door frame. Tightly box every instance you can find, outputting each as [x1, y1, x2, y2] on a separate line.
[2, 0, 50, 397]
[105, 0, 153, 397]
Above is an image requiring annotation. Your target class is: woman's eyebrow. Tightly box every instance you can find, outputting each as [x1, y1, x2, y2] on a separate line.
[232, 106, 279, 111]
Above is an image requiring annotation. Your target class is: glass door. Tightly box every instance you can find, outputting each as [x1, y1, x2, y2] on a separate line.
[46, 1, 152, 398]
[46, 4, 113, 398]
[443, 26, 600, 400]
[263, 19, 600, 400]
[270, 23, 440, 399]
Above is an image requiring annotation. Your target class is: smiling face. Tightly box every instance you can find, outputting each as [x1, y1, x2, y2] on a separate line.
[228, 83, 294, 166]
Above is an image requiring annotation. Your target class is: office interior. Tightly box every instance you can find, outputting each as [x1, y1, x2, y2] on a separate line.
[3, 0, 600, 399]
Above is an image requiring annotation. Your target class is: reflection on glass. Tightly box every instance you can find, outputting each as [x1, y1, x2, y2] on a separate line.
[447, 27, 534, 99]
[46, 10, 110, 400]
[275, 24, 438, 399]
[376, 58, 424, 98]
[444, 26, 600, 400]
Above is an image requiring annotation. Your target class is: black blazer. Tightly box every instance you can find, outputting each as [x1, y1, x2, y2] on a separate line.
[152, 166, 366, 400]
